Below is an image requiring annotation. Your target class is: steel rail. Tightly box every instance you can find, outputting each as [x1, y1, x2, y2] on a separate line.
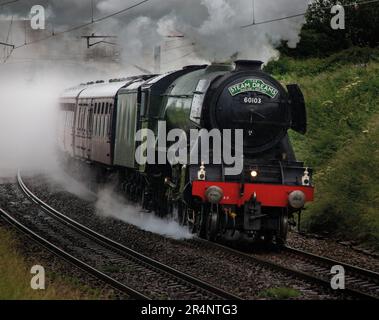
[194, 238, 378, 300]
[284, 246, 379, 279]
[282, 245, 379, 297]
[0, 208, 150, 300]
[17, 171, 241, 300]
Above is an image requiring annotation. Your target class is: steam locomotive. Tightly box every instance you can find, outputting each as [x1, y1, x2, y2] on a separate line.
[58, 60, 314, 245]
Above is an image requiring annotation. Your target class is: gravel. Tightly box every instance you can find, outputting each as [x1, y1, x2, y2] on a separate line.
[287, 232, 379, 272]
[15, 172, 360, 300]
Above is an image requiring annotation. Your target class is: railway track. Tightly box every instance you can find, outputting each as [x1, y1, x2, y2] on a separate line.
[0, 208, 148, 300]
[192, 239, 379, 300]
[10, 172, 378, 300]
[0, 172, 241, 300]
[279, 246, 379, 298]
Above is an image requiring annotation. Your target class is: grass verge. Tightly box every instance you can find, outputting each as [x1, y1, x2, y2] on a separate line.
[0, 225, 107, 299]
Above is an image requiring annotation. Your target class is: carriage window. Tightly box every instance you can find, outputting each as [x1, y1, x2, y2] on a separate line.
[95, 116, 99, 136]
[78, 108, 81, 129]
[101, 103, 105, 114]
[82, 108, 85, 129]
[98, 116, 101, 137]
[80, 108, 83, 129]
[78, 108, 82, 129]
[97, 117, 100, 136]
[93, 117, 97, 136]
[100, 117, 104, 137]
[93, 109, 97, 136]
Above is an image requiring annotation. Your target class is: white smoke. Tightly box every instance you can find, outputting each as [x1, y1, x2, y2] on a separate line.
[46, 169, 97, 202]
[2, 1, 310, 73]
[100, 0, 310, 70]
[95, 188, 194, 240]
[0, 73, 59, 176]
[0, 57, 124, 177]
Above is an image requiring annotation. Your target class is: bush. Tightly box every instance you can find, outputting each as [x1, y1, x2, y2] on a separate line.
[268, 48, 379, 248]
[304, 114, 379, 247]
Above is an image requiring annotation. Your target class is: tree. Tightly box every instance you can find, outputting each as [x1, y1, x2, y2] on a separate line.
[280, 0, 379, 57]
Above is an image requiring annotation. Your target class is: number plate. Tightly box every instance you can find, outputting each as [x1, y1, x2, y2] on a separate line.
[243, 97, 262, 104]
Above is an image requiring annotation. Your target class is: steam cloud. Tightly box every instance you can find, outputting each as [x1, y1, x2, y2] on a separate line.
[95, 188, 193, 240]
[0, 66, 120, 177]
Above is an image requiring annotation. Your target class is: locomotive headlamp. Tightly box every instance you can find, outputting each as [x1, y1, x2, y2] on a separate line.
[251, 170, 258, 178]
[198, 162, 206, 181]
[302, 168, 311, 186]
[288, 190, 306, 209]
[205, 186, 224, 204]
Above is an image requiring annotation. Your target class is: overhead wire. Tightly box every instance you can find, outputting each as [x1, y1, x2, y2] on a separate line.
[163, 42, 195, 52]
[1, 0, 378, 65]
[241, 0, 379, 28]
[7, 0, 154, 50]
[0, 0, 153, 63]
[0, 0, 21, 8]
[3, 15, 13, 62]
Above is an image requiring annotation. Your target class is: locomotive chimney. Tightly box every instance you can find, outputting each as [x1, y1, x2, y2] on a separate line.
[205, 62, 234, 72]
[234, 60, 263, 72]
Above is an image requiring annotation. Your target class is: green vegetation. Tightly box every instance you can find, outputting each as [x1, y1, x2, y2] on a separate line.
[258, 287, 301, 300]
[305, 113, 379, 246]
[266, 47, 379, 249]
[0, 226, 106, 299]
[279, 0, 379, 58]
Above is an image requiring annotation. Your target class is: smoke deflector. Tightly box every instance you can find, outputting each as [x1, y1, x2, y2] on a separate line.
[287, 84, 307, 134]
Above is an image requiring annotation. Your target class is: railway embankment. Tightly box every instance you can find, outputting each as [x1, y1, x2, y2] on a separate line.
[266, 47, 379, 250]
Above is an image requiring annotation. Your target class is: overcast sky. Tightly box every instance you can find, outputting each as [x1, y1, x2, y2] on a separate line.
[0, 0, 311, 75]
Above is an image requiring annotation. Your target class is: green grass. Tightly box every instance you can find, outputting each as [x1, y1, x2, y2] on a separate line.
[0, 226, 106, 300]
[304, 114, 379, 247]
[265, 47, 379, 79]
[267, 47, 379, 249]
[258, 287, 301, 300]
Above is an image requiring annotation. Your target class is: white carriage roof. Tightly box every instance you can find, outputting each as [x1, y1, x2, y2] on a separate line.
[60, 85, 86, 99]
[79, 81, 129, 99]
[122, 79, 147, 91]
